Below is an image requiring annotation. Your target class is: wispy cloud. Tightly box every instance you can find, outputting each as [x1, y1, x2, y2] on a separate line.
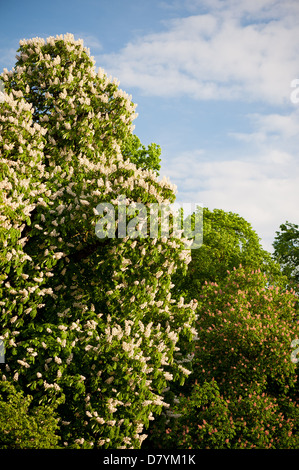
[95, 0, 299, 250]
[160, 107, 299, 252]
[99, 1, 299, 104]
[74, 34, 103, 51]
[229, 109, 299, 149]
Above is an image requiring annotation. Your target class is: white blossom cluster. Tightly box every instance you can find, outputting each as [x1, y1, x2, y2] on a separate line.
[0, 34, 197, 449]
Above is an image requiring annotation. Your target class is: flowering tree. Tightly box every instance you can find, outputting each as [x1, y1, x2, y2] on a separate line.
[148, 266, 299, 448]
[0, 34, 197, 448]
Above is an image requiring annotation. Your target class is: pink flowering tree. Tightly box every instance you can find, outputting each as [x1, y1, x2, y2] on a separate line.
[148, 266, 299, 448]
[0, 34, 197, 448]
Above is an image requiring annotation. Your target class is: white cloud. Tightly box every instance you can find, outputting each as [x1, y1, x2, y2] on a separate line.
[162, 152, 298, 252]
[230, 109, 299, 148]
[169, 0, 299, 22]
[99, 1, 299, 104]
[248, 112, 299, 139]
[160, 107, 299, 253]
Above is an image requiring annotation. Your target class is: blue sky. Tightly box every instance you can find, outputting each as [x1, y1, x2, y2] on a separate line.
[1, 0, 299, 252]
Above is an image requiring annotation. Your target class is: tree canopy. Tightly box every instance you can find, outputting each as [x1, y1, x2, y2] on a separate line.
[273, 222, 299, 293]
[172, 207, 283, 302]
[0, 381, 61, 448]
[0, 34, 196, 449]
[0, 33, 297, 451]
[148, 266, 299, 449]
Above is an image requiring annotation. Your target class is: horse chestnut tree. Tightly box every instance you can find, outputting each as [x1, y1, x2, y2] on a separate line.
[0, 34, 197, 448]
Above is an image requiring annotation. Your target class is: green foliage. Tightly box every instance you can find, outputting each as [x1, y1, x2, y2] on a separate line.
[0, 34, 196, 449]
[148, 267, 299, 449]
[0, 381, 60, 448]
[273, 222, 299, 293]
[121, 134, 161, 174]
[1, 32, 297, 451]
[172, 207, 283, 301]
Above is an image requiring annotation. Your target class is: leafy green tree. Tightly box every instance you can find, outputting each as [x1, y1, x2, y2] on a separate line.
[0, 34, 197, 449]
[0, 381, 60, 448]
[148, 267, 299, 449]
[121, 133, 161, 174]
[172, 207, 284, 301]
[273, 222, 299, 293]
